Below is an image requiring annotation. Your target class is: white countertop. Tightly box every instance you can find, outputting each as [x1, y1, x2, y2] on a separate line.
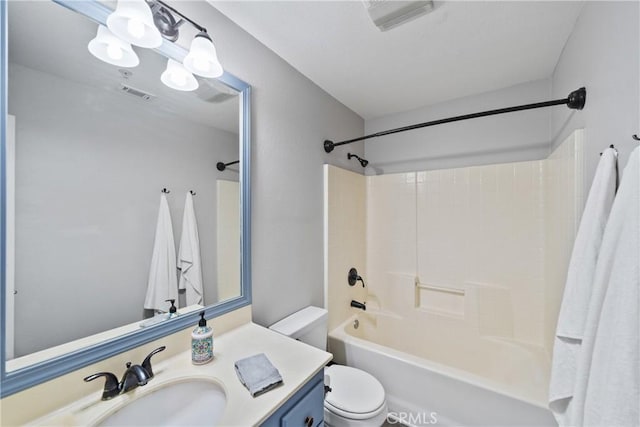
[27, 322, 332, 426]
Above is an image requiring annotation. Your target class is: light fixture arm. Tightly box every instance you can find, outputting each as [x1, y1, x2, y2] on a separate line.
[154, 0, 207, 33]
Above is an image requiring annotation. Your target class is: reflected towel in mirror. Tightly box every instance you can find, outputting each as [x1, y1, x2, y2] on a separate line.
[178, 191, 204, 305]
[144, 193, 179, 311]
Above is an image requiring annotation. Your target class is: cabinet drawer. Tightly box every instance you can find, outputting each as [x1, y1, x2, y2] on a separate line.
[281, 380, 324, 427]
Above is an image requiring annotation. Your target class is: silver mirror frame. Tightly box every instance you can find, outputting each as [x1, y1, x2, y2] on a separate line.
[0, 0, 251, 398]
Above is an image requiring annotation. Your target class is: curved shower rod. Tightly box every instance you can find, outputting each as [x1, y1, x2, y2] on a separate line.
[324, 87, 587, 153]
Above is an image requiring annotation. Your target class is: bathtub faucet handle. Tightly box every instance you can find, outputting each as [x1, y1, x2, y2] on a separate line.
[348, 268, 366, 287]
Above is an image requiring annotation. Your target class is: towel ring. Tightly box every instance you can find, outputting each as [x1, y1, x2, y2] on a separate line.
[190, 190, 196, 196]
[633, 134, 639, 141]
[161, 188, 170, 193]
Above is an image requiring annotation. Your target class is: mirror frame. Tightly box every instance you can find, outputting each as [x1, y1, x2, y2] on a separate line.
[0, 0, 251, 398]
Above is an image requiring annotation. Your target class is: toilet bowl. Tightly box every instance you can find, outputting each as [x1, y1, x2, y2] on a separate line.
[269, 307, 388, 427]
[324, 365, 388, 427]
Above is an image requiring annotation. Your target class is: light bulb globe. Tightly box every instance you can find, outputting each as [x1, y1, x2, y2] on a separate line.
[183, 32, 223, 78]
[88, 25, 139, 67]
[107, 0, 162, 48]
[161, 59, 198, 91]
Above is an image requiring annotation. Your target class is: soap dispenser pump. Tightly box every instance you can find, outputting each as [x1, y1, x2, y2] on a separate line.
[191, 311, 213, 365]
[166, 299, 178, 318]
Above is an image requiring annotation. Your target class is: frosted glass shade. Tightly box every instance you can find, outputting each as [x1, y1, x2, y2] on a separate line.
[161, 59, 198, 91]
[88, 25, 139, 67]
[183, 32, 223, 78]
[107, 0, 162, 48]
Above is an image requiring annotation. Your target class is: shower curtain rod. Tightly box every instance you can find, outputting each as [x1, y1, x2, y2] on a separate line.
[217, 160, 239, 171]
[323, 87, 586, 153]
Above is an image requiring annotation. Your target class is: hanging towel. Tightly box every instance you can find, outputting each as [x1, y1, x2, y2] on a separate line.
[178, 192, 204, 306]
[571, 147, 640, 426]
[144, 193, 178, 311]
[549, 147, 618, 425]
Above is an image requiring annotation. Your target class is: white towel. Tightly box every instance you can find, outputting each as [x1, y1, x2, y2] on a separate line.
[572, 147, 640, 426]
[178, 192, 204, 306]
[549, 147, 618, 425]
[144, 194, 178, 311]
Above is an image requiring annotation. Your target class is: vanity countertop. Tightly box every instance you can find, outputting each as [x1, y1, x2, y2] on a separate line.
[27, 322, 332, 426]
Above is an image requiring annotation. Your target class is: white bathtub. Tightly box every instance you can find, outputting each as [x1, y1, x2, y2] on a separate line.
[328, 313, 557, 427]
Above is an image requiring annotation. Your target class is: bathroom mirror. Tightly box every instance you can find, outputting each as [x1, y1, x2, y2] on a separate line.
[0, 0, 251, 397]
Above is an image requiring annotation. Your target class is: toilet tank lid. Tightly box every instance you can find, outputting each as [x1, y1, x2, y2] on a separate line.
[269, 306, 328, 337]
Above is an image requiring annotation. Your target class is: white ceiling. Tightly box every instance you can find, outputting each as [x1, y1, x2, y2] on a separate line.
[211, 1, 584, 120]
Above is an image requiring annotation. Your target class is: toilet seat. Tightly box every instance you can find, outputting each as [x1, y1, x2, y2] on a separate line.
[324, 365, 387, 420]
[325, 399, 387, 420]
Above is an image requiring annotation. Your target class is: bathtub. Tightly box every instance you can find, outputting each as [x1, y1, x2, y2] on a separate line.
[328, 313, 557, 426]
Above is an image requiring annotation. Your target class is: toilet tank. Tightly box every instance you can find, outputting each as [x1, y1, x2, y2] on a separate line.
[269, 306, 328, 350]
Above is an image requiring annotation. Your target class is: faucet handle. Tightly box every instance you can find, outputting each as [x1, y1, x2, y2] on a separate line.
[141, 346, 166, 378]
[84, 372, 120, 400]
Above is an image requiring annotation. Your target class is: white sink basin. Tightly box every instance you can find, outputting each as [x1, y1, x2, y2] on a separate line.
[97, 379, 227, 426]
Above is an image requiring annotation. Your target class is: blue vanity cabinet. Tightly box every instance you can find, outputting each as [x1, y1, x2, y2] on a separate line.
[261, 370, 325, 427]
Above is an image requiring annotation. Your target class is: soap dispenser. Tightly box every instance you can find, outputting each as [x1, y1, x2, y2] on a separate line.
[166, 299, 178, 318]
[192, 311, 213, 365]
[139, 299, 179, 328]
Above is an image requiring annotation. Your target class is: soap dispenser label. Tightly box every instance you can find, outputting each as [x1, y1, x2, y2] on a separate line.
[192, 337, 213, 364]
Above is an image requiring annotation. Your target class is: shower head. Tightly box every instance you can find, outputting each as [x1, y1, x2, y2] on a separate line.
[347, 153, 369, 168]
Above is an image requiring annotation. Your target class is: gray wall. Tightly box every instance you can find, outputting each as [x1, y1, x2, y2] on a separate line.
[9, 63, 238, 356]
[179, 2, 365, 326]
[550, 1, 639, 194]
[364, 78, 552, 174]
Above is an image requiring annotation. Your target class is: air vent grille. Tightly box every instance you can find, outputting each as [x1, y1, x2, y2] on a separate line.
[119, 84, 155, 101]
[363, 0, 434, 31]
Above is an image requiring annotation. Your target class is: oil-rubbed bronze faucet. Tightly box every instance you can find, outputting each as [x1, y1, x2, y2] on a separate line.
[84, 346, 166, 400]
[350, 300, 366, 311]
[348, 268, 366, 288]
[119, 362, 151, 393]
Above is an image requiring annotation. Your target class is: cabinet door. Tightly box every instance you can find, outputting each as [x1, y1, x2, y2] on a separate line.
[281, 380, 324, 427]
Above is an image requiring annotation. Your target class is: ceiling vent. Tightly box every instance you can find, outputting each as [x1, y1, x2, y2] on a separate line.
[119, 84, 155, 101]
[363, 0, 434, 31]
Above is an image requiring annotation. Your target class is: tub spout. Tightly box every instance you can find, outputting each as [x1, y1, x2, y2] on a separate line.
[350, 300, 366, 311]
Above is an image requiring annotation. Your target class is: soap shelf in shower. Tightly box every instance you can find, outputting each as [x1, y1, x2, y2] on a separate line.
[414, 279, 466, 318]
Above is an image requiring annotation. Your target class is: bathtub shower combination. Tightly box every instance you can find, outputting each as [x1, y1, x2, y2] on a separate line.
[329, 313, 554, 426]
[324, 131, 585, 426]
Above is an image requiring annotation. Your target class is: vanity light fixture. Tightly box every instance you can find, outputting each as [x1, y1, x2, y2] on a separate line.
[107, 0, 162, 48]
[88, 0, 224, 91]
[88, 25, 140, 67]
[183, 31, 223, 78]
[161, 58, 199, 91]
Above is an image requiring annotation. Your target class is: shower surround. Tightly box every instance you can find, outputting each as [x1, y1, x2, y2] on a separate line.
[324, 130, 584, 424]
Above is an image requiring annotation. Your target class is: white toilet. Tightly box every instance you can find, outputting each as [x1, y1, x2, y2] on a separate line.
[269, 306, 388, 427]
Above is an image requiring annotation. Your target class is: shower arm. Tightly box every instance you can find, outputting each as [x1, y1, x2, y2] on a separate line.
[348, 153, 369, 168]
